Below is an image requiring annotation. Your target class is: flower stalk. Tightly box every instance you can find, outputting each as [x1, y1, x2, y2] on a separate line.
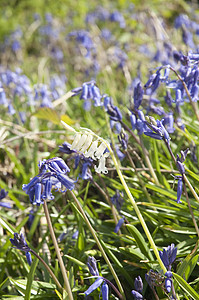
[43, 201, 74, 300]
[68, 190, 126, 300]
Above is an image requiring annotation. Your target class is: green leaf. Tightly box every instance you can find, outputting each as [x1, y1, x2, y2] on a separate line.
[126, 224, 154, 261]
[25, 258, 39, 300]
[173, 273, 199, 300]
[33, 107, 60, 125]
[64, 255, 86, 268]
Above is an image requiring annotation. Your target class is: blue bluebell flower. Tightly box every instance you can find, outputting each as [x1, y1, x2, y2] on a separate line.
[176, 177, 183, 204]
[163, 113, 175, 134]
[134, 82, 144, 110]
[176, 149, 188, 175]
[84, 277, 104, 296]
[118, 130, 128, 150]
[132, 276, 143, 299]
[0, 188, 11, 208]
[101, 282, 109, 300]
[23, 158, 75, 205]
[114, 217, 125, 233]
[134, 276, 143, 293]
[109, 11, 126, 28]
[85, 257, 109, 299]
[106, 103, 122, 122]
[165, 271, 173, 293]
[159, 244, 177, 270]
[72, 81, 102, 108]
[10, 233, 32, 265]
[87, 256, 99, 276]
[111, 190, 124, 212]
[131, 290, 143, 300]
[144, 118, 170, 143]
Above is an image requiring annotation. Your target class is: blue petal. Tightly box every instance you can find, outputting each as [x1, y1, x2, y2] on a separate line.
[84, 277, 103, 296]
[101, 282, 109, 300]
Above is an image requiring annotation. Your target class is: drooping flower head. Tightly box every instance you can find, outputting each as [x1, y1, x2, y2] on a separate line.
[159, 243, 177, 270]
[23, 157, 75, 206]
[10, 233, 32, 265]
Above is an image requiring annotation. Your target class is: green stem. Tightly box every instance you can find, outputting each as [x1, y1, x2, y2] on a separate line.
[30, 249, 63, 291]
[43, 201, 74, 300]
[108, 149, 167, 273]
[183, 181, 199, 237]
[68, 190, 126, 300]
[139, 136, 159, 185]
[165, 140, 199, 204]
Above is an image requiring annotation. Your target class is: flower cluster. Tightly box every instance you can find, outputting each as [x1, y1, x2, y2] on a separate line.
[72, 80, 102, 110]
[84, 257, 109, 299]
[10, 233, 32, 265]
[159, 244, 177, 293]
[64, 130, 110, 174]
[22, 157, 75, 206]
[0, 188, 11, 208]
[132, 276, 143, 300]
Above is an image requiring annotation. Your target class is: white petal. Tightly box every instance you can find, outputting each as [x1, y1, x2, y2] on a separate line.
[71, 133, 81, 150]
[84, 140, 98, 160]
[95, 142, 107, 159]
[75, 134, 88, 151]
[94, 155, 108, 174]
[80, 134, 93, 153]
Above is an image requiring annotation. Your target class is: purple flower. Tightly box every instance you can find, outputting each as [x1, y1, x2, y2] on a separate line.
[165, 271, 173, 293]
[131, 290, 143, 300]
[177, 177, 183, 203]
[109, 11, 126, 28]
[144, 118, 170, 143]
[106, 103, 122, 121]
[118, 130, 128, 150]
[10, 233, 32, 265]
[84, 277, 104, 296]
[0, 188, 11, 208]
[101, 282, 109, 300]
[134, 276, 143, 293]
[159, 244, 177, 270]
[114, 217, 125, 233]
[111, 190, 124, 212]
[134, 82, 144, 110]
[85, 257, 109, 299]
[87, 256, 99, 276]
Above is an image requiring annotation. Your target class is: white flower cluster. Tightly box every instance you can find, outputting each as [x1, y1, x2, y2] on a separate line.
[71, 132, 109, 174]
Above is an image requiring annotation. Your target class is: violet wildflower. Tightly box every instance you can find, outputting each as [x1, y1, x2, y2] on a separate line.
[109, 11, 126, 28]
[165, 271, 173, 293]
[134, 82, 144, 110]
[106, 103, 122, 122]
[85, 257, 109, 299]
[118, 130, 128, 150]
[176, 149, 189, 175]
[176, 177, 183, 204]
[10, 233, 32, 265]
[111, 190, 124, 212]
[144, 118, 170, 143]
[159, 244, 177, 271]
[131, 290, 143, 300]
[132, 276, 143, 300]
[0, 188, 11, 208]
[101, 282, 109, 300]
[114, 217, 125, 233]
[23, 158, 75, 205]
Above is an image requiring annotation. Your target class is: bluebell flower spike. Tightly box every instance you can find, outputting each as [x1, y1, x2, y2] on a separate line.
[101, 282, 109, 300]
[114, 217, 125, 233]
[84, 277, 104, 296]
[159, 244, 177, 270]
[177, 177, 183, 203]
[165, 271, 173, 293]
[134, 276, 143, 294]
[10, 233, 32, 265]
